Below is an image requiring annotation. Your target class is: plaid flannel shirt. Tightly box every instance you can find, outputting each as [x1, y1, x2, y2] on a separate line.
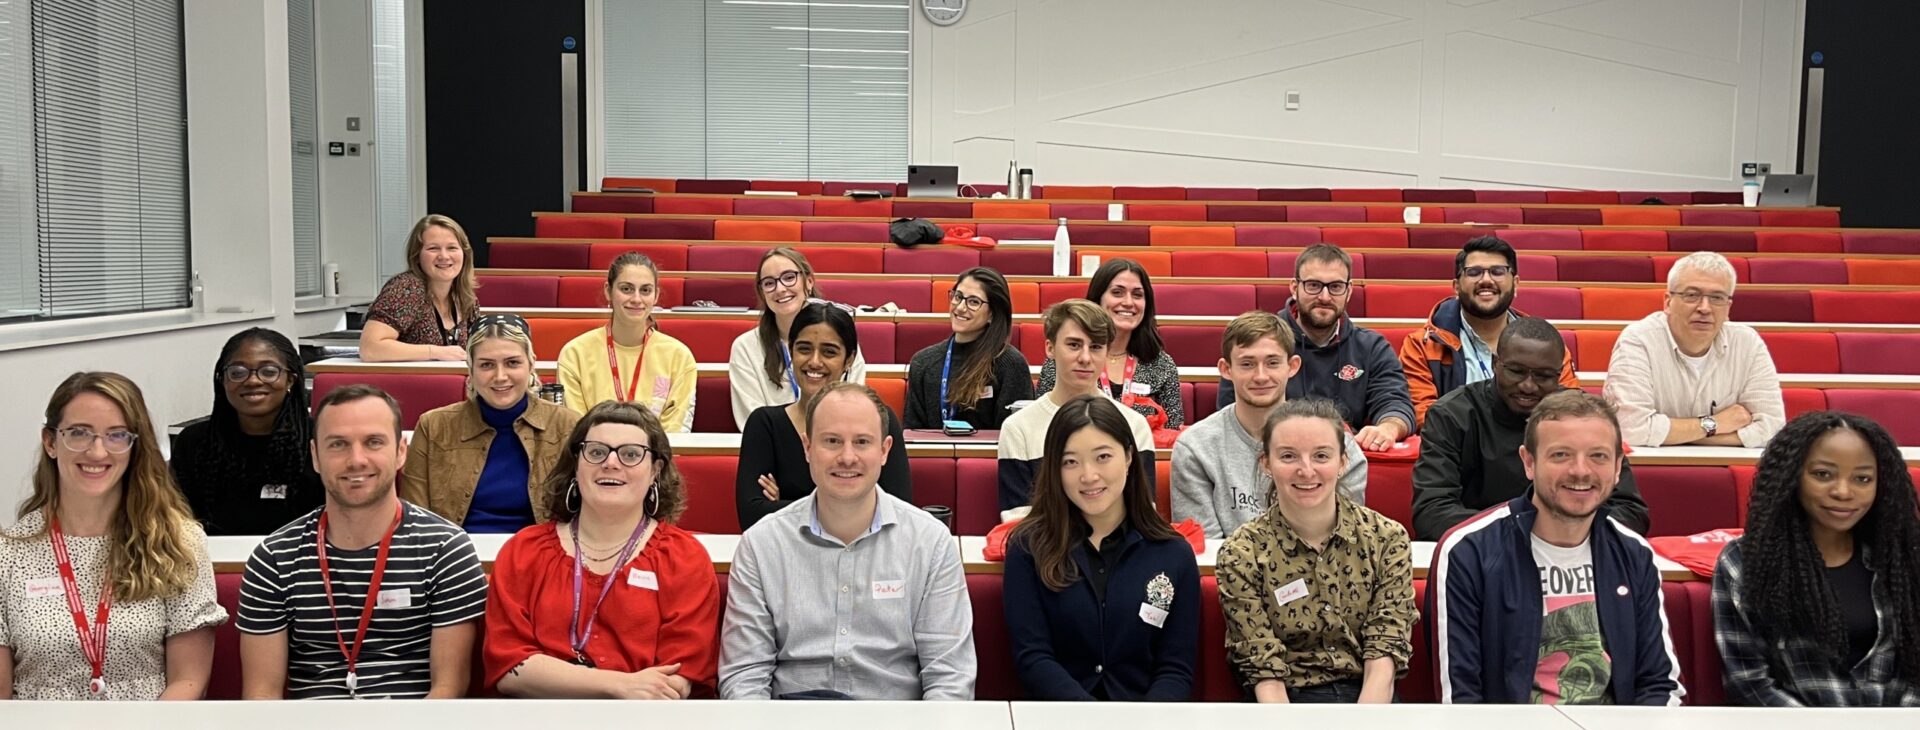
[1712, 539, 1920, 706]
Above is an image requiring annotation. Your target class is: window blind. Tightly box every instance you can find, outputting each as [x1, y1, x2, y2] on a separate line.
[289, 0, 321, 297]
[0, 0, 37, 317]
[31, 0, 190, 318]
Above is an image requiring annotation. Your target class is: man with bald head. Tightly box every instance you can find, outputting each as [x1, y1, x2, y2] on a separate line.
[720, 382, 975, 700]
[1411, 318, 1650, 541]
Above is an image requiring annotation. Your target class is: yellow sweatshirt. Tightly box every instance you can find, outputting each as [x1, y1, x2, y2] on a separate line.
[556, 325, 698, 432]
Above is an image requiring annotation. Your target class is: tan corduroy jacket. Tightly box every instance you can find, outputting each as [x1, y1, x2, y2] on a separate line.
[400, 396, 580, 526]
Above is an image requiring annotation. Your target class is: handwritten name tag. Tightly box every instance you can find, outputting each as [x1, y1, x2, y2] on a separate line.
[376, 588, 412, 609]
[1274, 579, 1309, 607]
[871, 580, 906, 600]
[1138, 602, 1168, 628]
[25, 576, 64, 599]
[628, 569, 659, 591]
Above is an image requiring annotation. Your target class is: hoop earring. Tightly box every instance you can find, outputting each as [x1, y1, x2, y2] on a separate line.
[564, 478, 581, 514]
[645, 482, 661, 517]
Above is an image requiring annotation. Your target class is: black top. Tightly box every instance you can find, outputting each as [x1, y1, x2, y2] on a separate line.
[1083, 527, 1126, 603]
[902, 335, 1034, 430]
[170, 420, 324, 536]
[735, 403, 915, 530]
[1826, 548, 1878, 669]
[1411, 379, 1651, 541]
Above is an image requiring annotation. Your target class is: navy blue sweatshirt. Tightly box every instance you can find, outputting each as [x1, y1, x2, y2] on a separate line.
[1216, 301, 1414, 431]
[1002, 525, 1201, 700]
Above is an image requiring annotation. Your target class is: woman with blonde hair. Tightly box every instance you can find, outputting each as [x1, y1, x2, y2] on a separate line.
[0, 372, 226, 700]
[360, 213, 482, 362]
[483, 401, 720, 698]
[403, 313, 582, 533]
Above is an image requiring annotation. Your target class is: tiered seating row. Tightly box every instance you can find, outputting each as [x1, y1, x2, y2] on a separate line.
[476, 270, 1920, 324]
[599, 176, 1765, 206]
[533, 215, 1913, 252]
[574, 191, 1836, 228]
[488, 238, 1920, 285]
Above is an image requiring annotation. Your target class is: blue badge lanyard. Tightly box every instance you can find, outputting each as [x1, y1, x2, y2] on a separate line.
[778, 341, 800, 399]
[938, 336, 956, 421]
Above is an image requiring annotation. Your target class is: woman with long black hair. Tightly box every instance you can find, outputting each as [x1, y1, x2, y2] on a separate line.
[170, 328, 323, 535]
[1713, 411, 1920, 706]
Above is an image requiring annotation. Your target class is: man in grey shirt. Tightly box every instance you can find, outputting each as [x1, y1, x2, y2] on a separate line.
[1173, 311, 1366, 538]
[720, 382, 976, 700]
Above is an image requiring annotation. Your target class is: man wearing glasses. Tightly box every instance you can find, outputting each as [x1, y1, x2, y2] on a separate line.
[1603, 251, 1784, 447]
[1216, 243, 1415, 453]
[1401, 236, 1578, 429]
[1411, 318, 1650, 540]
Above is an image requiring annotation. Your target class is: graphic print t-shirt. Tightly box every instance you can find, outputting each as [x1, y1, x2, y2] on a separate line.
[1530, 534, 1613, 705]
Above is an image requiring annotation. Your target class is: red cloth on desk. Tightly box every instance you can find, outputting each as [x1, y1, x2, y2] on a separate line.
[482, 522, 721, 696]
[1648, 528, 1744, 578]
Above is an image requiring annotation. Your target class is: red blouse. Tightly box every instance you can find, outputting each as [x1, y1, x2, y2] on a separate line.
[482, 521, 721, 697]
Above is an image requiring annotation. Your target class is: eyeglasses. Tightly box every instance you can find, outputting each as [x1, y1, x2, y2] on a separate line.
[220, 364, 286, 383]
[759, 270, 803, 292]
[1498, 363, 1563, 385]
[1669, 289, 1733, 308]
[1296, 279, 1350, 296]
[51, 426, 138, 454]
[949, 291, 988, 312]
[580, 441, 654, 467]
[1461, 265, 1513, 279]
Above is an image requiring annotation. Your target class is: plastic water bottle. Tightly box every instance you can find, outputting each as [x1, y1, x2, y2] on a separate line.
[1052, 217, 1072, 276]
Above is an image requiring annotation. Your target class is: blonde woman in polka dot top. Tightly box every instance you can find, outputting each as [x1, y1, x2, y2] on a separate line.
[0, 372, 226, 700]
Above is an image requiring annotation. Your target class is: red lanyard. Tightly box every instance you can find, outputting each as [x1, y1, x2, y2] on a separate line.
[48, 516, 110, 696]
[604, 325, 652, 403]
[317, 502, 403, 697]
[1098, 355, 1140, 407]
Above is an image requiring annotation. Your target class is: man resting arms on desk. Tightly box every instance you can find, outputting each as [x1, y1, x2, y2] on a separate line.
[1603, 251, 1784, 448]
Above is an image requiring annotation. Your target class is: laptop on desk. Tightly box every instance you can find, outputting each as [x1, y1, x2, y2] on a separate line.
[906, 165, 959, 198]
[1760, 173, 1815, 206]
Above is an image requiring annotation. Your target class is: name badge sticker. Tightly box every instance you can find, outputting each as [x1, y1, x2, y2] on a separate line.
[376, 587, 412, 609]
[979, 385, 994, 399]
[1273, 579, 1309, 607]
[872, 580, 906, 600]
[1129, 381, 1152, 395]
[260, 484, 289, 500]
[628, 569, 659, 591]
[1138, 602, 1168, 628]
[24, 576, 64, 599]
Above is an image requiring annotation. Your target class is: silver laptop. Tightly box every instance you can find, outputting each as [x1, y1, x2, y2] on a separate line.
[906, 165, 959, 198]
[1760, 173, 1815, 206]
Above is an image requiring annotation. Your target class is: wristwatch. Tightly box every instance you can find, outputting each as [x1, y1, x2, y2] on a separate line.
[1701, 416, 1718, 436]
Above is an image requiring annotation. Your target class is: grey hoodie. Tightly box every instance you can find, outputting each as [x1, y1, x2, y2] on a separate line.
[1170, 403, 1368, 539]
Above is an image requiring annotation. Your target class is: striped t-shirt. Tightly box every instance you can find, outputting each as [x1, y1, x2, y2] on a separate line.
[237, 502, 488, 699]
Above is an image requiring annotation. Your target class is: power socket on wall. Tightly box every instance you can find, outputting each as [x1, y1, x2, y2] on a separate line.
[1742, 162, 1773, 177]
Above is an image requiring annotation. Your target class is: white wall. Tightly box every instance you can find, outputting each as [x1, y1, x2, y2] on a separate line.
[316, 0, 381, 298]
[912, 0, 1805, 191]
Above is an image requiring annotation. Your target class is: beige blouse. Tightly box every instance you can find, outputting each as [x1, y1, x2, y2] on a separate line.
[0, 510, 226, 700]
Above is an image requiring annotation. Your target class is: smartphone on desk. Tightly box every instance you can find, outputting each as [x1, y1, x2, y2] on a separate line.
[941, 420, 976, 437]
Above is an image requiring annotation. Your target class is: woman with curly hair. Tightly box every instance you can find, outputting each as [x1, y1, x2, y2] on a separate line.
[481, 401, 720, 699]
[1713, 411, 1920, 706]
[2, 372, 225, 700]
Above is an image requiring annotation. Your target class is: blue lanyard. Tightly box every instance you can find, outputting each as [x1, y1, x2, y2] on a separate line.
[778, 341, 800, 399]
[938, 336, 955, 421]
